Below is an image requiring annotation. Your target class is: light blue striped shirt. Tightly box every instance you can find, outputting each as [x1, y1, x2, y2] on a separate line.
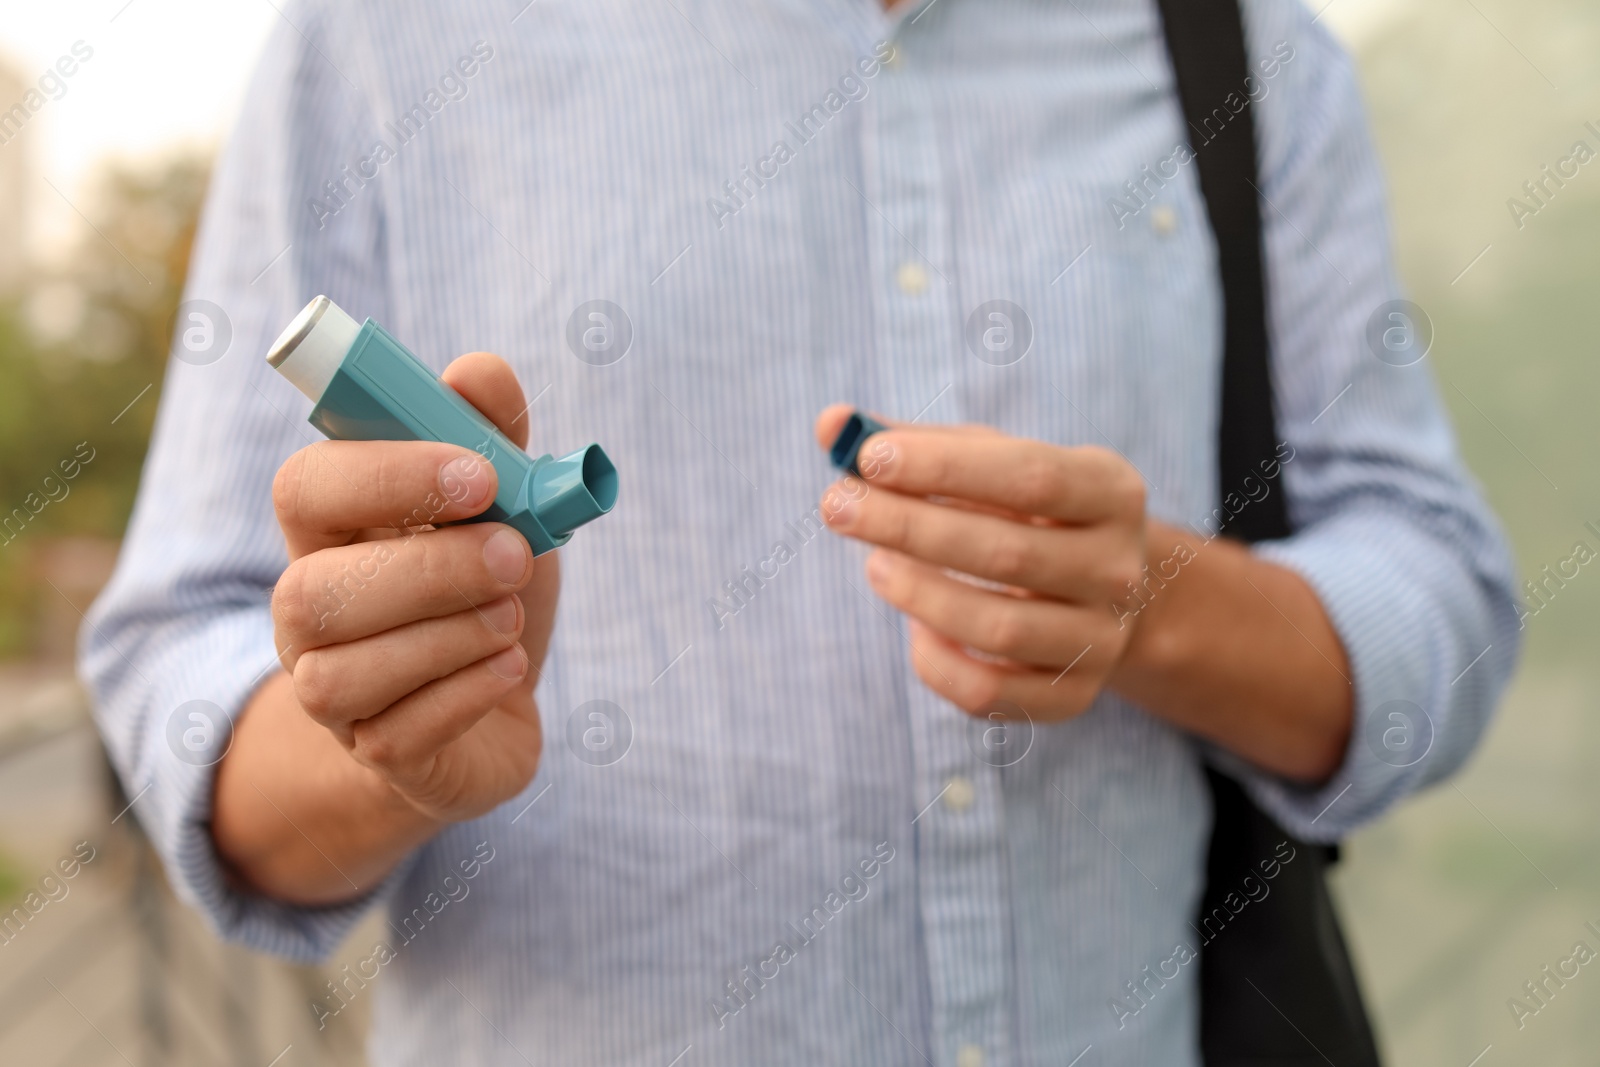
[81, 0, 1521, 1063]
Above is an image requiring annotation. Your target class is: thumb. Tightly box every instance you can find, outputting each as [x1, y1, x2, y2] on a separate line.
[441, 352, 531, 450]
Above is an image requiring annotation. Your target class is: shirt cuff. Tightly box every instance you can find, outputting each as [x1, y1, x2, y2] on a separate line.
[1220, 506, 1517, 842]
[105, 608, 415, 963]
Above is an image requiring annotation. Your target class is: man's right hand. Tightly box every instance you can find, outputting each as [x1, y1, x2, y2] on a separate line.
[212, 353, 559, 904]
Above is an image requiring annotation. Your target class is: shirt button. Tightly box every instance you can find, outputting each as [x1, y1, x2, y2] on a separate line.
[1151, 204, 1178, 235]
[883, 45, 904, 70]
[956, 1044, 985, 1067]
[943, 776, 975, 812]
[896, 261, 929, 295]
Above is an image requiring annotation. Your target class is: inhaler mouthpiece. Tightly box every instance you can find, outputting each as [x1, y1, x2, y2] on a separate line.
[530, 445, 619, 539]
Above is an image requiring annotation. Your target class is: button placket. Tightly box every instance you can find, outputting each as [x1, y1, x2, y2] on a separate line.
[908, 703, 1016, 1067]
[862, 42, 955, 426]
[860, 34, 1014, 1067]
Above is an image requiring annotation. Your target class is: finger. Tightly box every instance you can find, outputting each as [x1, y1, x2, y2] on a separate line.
[866, 549, 1112, 667]
[907, 620, 1099, 721]
[825, 484, 1136, 602]
[848, 431, 1144, 524]
[347, 649, 531, 782]
[275, 523, 533, 650]
[515, 550, 561, 668]
[274, 440, 498, 558]
[441, 352, 530, 450]
[293, 595, 523, 734]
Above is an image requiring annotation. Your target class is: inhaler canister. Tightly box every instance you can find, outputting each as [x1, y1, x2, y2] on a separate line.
[267, 295, 617, 555]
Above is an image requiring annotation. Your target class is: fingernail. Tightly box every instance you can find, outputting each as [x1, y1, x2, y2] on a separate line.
[486, 646, 527, 680]
[865, 551, 890, 584]
[857, 437, 896, 480]
[441, 455, 493, 510]
[481, 595, 518, 634]
[823, 486, 858, 527]
[483, 529, 528, 585]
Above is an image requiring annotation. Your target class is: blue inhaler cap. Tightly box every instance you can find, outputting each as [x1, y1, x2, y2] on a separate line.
[828, 410, 889, 476]
[529, 444, 619, 540]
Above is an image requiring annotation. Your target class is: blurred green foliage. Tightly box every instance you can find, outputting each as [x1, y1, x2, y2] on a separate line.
[0, 157, 208, 657]
[0, 843, 22, 906]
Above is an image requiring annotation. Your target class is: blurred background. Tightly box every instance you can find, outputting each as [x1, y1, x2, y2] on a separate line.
[0, 0, 1595, 1063]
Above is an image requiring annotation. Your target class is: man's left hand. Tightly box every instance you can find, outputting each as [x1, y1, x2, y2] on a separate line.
[814, 404, 1147, 721]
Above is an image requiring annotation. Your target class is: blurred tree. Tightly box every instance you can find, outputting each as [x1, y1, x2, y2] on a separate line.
[0, 155, 210, 657]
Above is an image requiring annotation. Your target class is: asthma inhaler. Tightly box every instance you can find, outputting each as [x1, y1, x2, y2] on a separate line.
[266, 295, 617, 555]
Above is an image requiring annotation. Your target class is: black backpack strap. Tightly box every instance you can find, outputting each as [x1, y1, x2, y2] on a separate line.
[1153, 0, 1287, 544]
[1149, 1, 1382, 1063]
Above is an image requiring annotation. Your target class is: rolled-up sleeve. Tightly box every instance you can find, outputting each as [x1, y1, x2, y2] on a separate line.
[78, 2, 399, 961]
[1223, 4, 1522, 841]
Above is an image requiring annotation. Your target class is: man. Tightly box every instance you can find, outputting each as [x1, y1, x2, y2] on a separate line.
[83, 0, 1520, 1063]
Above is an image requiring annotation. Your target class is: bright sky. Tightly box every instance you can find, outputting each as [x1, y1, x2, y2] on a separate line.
[0, 0, 1392, 261]
[0, 0, 278, 258]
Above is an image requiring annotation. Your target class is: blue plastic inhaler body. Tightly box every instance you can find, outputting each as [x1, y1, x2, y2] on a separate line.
[267, 296, 617, 556]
